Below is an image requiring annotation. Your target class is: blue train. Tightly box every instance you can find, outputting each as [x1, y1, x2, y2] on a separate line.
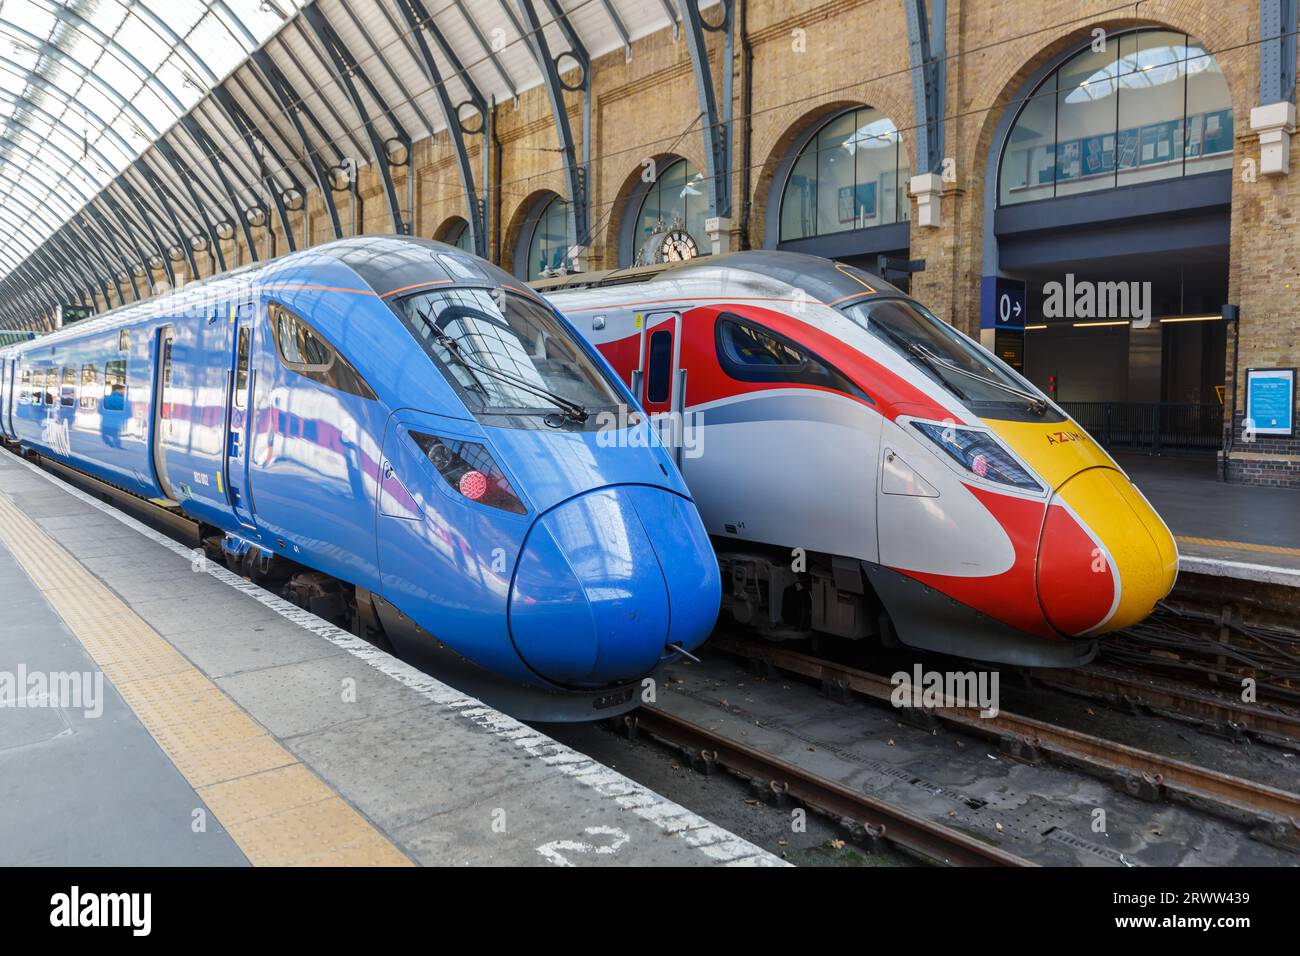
[0, 236, 720, 720]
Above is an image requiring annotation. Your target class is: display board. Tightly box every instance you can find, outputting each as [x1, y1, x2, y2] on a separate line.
[1245, 367, 1296, 437]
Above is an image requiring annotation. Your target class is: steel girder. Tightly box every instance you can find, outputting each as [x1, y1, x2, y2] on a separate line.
[1259, 0, 1298, 104]
[904, 0, 946, 174]
[213, 86, 299, 255]
[516, 0, 591, 259]
[302, 3, 411, 235]
[673, 0, 733, 220]
[396, 0, 489, 255]
[252, 47, 346, 241]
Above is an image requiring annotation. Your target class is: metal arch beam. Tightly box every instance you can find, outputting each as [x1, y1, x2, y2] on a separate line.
[229, 68, 315, 188]
[1259, 0, 1298, 105]
[48, 229, 112, 307]
[212, 86, 297, 254]
[98, 189, 159, 294]
[157, 137, 230, 274]
[4, 241, 80, 308]
[120, 162, 200, 278]
[180, 115, 260, 260]
[515, 0, 590, 257]
[904, 0, 945, 174]
[674, 0, 732, 220]
[252, 48, 345, 240]
[395, 0, 487, 255]
[333, 0, 436, 137]
[192, 98, 276, 205]
[596, 0, 633, 59]
[278, 28, 370, 162]
[115, 176, 177, 287]
[136, 152, 207, 242]
[69, 213, 132, 305]
[159, 131, 244, 251]
[302, 3, 410, 235]
[216, 79, 306, 198]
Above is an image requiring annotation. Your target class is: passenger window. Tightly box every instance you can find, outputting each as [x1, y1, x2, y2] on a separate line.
[19, 368, 31, 405]
[61, 367, 77, 407]
[647, 330, 672, 404]
[234, 327, 250, 408]
[268, 302, 376, 399]
[44, 368, 57, 406]
[715, 316, 872, 403]
[103, 360, 127, 411]
[79, 364, 99, 409]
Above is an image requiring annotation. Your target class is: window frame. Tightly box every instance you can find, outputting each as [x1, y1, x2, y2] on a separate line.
[266, 300, 378, 401]
[714, 314, 872, 403]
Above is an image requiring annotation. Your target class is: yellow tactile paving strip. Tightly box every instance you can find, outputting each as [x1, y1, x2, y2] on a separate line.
[0, 493, 412, 867]
[1176, 535, 1300, 559]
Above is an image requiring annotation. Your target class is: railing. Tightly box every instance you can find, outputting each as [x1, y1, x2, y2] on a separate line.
[1059, 402, 1223, 453]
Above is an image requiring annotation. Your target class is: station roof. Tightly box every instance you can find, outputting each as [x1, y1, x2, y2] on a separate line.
[0, 0, 687, 330]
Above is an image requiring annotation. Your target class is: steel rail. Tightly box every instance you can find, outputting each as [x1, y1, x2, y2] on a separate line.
[632, 704, 1035, 867]
[713, 637, 1300, 844]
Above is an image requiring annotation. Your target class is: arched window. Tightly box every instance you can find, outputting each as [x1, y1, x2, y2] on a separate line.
[632, 158, 708, 259]
[523, 194, 568, 279]
[439, 217, 475, 253]
[779, 107, 909, 242]
[999, 29, 1232, 205]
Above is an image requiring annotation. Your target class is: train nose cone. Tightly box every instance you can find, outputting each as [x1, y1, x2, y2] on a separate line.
[1037, 467, 1178, 637]
[509, 486, 719, 686]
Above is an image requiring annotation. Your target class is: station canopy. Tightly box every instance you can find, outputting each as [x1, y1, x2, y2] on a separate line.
[0, 0, 689, 329]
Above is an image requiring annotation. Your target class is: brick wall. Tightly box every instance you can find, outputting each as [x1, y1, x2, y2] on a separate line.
[160, 0, 1296, 485]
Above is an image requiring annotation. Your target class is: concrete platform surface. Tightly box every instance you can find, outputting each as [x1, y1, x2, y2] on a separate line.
[0, 451, 781, 868]
[1117, 453, 1300, 586]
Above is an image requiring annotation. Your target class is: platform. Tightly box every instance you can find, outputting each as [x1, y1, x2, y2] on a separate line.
[1117, 453, 1300, 587]
[0, 451, 779, 868]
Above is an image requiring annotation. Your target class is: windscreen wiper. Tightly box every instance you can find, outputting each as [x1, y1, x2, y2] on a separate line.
[433, 331, 589, 423]
[911, 344, 1048, 415]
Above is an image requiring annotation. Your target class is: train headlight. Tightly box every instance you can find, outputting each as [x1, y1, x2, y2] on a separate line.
[410, 431, 527, 514]
[910, 421, 1043, 492]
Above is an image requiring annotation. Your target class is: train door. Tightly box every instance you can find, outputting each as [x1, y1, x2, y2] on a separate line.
[1, 358, 12, 438]
[634, 311, 684, 462]
[150, 325, 178, 501]
[223, 303, 257, 529]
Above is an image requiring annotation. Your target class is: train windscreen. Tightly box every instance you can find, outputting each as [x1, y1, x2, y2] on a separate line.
[396, 288, 622, 423]
[842, 298, 1056, 417]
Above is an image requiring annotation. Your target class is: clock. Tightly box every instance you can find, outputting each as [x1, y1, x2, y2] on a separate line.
[660, 229, 699, 263]
[637, 225, 701, 266]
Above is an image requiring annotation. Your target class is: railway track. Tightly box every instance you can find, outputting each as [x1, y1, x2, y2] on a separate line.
[710, 637, 1300, 850]
[627, 704, 1035, 867]
[1032, 665, 1300, 747]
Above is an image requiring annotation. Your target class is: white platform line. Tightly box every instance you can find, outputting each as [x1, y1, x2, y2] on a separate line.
[6, 453, 785, 868]
[1179, 554, 1300, 588]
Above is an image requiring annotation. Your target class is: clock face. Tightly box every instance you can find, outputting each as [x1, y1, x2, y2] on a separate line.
[661, 230, 699, 263]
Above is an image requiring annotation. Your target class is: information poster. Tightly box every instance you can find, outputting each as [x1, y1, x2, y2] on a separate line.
[1245, 367, 1296, 436]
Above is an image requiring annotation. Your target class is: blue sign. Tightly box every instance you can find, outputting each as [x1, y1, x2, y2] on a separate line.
[980, 276, 1027, 331]
[1245, 368, 1295, 436]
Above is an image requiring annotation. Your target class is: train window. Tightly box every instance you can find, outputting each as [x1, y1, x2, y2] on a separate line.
[396, 287, 622, 421]
[60, 367, 77, 407]
[268, 302, 376, 400]
[842, 298, 1048, 410]
[44, 368, 57, 406]
[79, 364, 99, 409]
[19, 368, 31, 405]
[715, 316, 871, 402]
[234, 327, 250, 408]
[647, 330, 672, 404]
[118, 330, 129, 352]
[103, 360, 127, 411]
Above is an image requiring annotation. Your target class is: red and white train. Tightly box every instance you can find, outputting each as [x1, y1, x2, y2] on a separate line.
[542, 251, 1178, 667]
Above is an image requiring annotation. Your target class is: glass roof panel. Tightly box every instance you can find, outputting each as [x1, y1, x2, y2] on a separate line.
[0, 0, 294, 279]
